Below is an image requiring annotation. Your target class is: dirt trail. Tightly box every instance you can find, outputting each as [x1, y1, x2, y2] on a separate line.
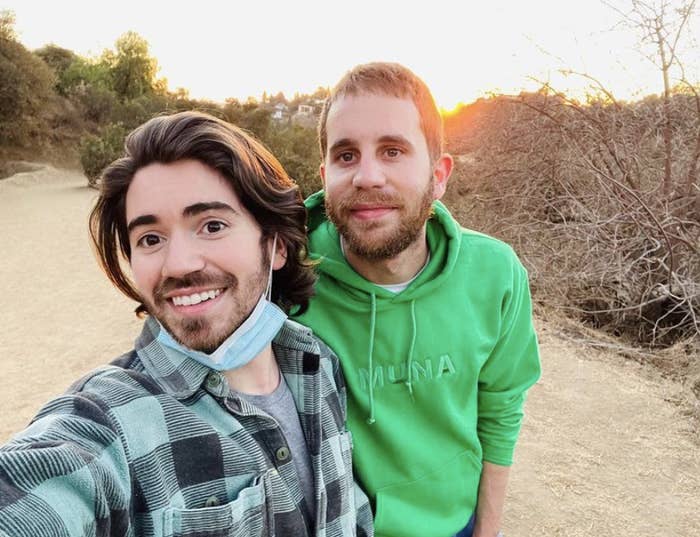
[1, 167, 698, 535]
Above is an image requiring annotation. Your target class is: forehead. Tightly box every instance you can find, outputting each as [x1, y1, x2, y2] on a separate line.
[125, 159, 241, 220]
[325, 93, 425, 147]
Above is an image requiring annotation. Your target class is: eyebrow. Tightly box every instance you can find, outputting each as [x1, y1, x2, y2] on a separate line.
[127, 214, 158, 234]
[328, 135, 414, 155]
[377, 134, 413, 149]
[182, 201, 237, 218]
[126, 202, 237, 234]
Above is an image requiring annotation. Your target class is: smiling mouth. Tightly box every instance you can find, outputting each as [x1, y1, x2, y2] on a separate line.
[170, 288, 223, 306]
[349, 206, 396, 220]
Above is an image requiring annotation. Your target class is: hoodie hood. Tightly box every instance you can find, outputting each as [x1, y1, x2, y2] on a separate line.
[304, 190, 466, 425]
[305, 190, 463, 302]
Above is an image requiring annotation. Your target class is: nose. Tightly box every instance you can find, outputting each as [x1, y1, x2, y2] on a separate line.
[161, 233, 206, 279]
[352, 156, 386, 189]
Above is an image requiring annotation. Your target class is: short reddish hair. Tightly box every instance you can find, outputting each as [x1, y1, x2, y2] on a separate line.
[318, 62, 444, 161]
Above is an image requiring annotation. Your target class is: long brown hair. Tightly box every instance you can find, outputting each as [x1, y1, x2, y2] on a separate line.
[318, 62, 444, 162]
[89, 111, 316, 315]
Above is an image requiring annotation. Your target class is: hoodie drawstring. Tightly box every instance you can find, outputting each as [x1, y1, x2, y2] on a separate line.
[405, 300, 417, 399]
[366, 293, 377, 425]
[366, 296, 418, 425]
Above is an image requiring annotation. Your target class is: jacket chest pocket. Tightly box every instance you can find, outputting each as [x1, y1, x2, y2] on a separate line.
[161, 478, 268, 537]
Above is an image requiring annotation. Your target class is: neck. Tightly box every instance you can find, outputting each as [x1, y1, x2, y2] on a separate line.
[344, 226, 429, 285]
[223, 344, 280, 395]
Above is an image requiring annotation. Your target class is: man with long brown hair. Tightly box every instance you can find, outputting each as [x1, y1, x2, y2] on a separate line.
[0, 111, 372, 537]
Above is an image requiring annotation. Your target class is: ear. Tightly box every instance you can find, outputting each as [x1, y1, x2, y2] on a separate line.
[431, 153, 453, 201]
[319, 162, 326, 187]
[270, 235, 288, 271]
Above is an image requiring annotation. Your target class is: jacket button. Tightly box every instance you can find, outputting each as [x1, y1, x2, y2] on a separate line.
[204, 495, 220, 507]
[206, 373, 222, 388]
[275, 446, 290, 461]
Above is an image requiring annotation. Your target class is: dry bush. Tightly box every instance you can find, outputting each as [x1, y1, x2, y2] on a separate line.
[444, 90, 700, 348]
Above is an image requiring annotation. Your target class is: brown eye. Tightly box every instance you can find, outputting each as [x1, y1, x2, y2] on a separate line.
[203, 221, 227, 234]
[136, 234, 161, 248]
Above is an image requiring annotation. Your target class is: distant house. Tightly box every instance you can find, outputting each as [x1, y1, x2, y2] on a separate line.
[292, 103, 318, 127]
[297, 104, 314, 115]
[271, 103, 289, 122]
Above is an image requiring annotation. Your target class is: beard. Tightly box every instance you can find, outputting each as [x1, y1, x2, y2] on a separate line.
[325, 180, 434, 260]
[144, 246, 270, 353]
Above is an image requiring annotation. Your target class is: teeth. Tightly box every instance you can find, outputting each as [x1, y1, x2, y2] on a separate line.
[172, 289, 222, 306]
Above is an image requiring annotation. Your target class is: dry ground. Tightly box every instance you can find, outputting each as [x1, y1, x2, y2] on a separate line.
[1, 166, 698, 535]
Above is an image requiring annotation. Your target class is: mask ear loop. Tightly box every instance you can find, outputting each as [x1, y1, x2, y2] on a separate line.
[265, 233, 278, 301]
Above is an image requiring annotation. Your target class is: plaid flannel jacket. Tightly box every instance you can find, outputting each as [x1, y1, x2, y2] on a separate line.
[0, 318, 373, 537]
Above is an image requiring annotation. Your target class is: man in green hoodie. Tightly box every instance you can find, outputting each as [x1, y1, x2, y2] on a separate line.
[294, 63, 541, 537]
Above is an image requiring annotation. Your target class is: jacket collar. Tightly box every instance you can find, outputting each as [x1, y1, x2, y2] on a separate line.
[134, 316, 320, 400]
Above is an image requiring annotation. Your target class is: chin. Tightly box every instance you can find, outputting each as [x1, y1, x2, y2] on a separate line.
[168, 322, 225, 353]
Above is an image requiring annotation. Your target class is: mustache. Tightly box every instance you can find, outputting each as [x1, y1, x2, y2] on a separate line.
[332, 191, 405, 211]
[154, 271, 238, 301]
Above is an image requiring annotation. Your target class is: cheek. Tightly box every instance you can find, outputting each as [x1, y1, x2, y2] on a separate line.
[324, 176, 347, 199]
[323, 165, 352, 188]
[130, 255, 160, 294]
[211, 237, 260, 271]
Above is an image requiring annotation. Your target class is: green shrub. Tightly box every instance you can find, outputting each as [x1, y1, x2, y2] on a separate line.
[112, 93, 169, 129]
[79, 123, 127, 187]
[72, 83, 119, 123]
[61, 57, 112, 95]
[266, 124, 321, 197]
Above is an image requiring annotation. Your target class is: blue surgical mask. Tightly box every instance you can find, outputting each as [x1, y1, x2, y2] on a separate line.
[156, 234, 288, 371]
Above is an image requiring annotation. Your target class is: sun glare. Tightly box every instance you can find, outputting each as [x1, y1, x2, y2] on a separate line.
[5, 0, 700, 110]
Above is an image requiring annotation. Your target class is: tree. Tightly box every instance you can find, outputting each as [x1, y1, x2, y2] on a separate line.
[0, 9, 16, 40]
[222, 99, 272, 140]
[102, 31, 159, 100]
[35, 45, 78, 92]
[605, 0, 698, 199]
[0, 12, 55, 146]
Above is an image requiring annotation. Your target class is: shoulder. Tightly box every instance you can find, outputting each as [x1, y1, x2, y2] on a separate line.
[66, 350, 163, 404]
[455, 227, 528, 283]
[432, 201, 526, 274]
[275, 319, 340, 365]
[459, 227, 520, 261]
[275, 320, 344, 388]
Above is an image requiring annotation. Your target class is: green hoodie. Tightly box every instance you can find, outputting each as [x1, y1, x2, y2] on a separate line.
[296, 192, 541, 537]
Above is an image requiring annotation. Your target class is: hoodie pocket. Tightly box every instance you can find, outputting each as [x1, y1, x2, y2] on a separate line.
[161, 475, 268, 537]
[373, 449, 481, 537]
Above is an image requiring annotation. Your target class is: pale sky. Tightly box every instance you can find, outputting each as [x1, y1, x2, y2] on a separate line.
[5, 0, 700, 110]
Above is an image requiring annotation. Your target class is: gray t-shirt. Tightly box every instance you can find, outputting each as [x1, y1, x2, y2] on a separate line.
[238, 375, 315, 520]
